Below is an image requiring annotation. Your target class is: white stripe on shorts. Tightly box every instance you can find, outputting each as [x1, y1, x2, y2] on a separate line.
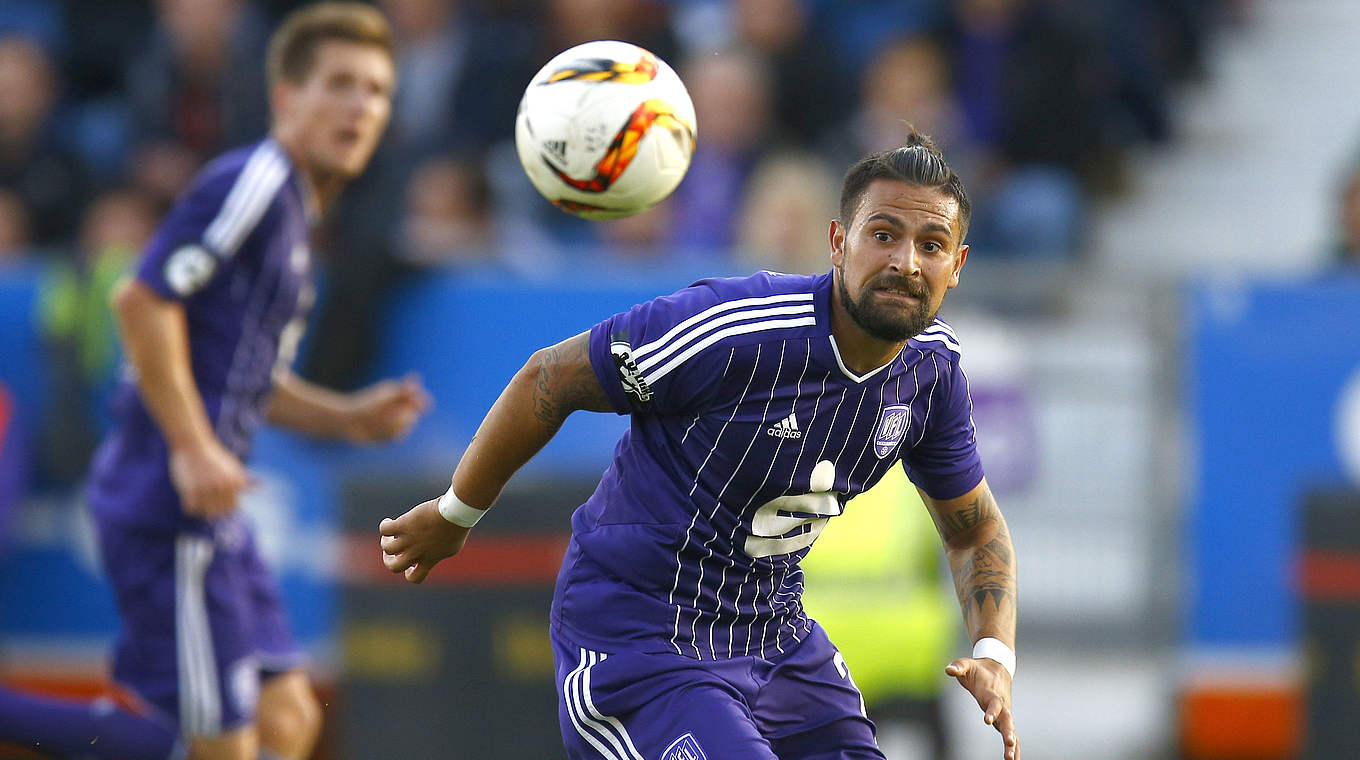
[176, 535, 221, 735]
[564, 648, 643, 760]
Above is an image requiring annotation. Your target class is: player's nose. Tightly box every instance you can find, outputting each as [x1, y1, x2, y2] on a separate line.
[886, 243, 920, 275]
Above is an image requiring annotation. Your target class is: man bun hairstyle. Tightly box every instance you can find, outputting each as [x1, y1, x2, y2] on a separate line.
[838, 129, 971, 240]
[266, 2, 394, 88]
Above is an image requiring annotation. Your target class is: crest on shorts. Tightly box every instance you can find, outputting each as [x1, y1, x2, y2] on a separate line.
[662, 733, 706, 760]
[873, 404, 910, 458]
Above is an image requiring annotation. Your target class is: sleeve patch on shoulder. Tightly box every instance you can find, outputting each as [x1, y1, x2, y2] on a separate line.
[610, 339, 654, 404]
[164, 244, 218, 296]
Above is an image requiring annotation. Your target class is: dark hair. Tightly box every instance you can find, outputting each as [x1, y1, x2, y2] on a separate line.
[838, 129, 971, 240]
[266, 2, 394, 88]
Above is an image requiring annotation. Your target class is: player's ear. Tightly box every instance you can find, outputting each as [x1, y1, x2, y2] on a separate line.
[829, 219, 845, 267]
[947, 243, 968, 289]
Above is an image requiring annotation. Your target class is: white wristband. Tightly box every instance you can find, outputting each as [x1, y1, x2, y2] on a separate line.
[972, 637, 1016, 678]
[436, 486, 489, 528]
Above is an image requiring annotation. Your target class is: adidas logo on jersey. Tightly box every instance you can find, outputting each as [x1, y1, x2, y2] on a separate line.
[767, 412, 801, 439]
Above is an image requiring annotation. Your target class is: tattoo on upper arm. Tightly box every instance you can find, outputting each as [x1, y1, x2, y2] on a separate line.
[931, 487, 997, 543]
[531, 334, 612, 426]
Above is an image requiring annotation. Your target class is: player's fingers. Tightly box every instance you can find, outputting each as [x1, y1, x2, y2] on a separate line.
[1002, 728, 1019, 760]
[380, 534, 406, 553]
[405, 561, 432, 584]
[379, 517, 400, 536]
[996, 708, 1016, 741]
[945, 658, 970, 678]
[983, 696, 1005, 726]
[382, 550, 412, 573]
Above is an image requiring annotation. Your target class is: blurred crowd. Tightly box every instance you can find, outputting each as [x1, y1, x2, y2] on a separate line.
[0, 0, 1241, 485]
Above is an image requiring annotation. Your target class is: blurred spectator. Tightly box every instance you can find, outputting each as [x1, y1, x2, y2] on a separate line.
[36, 188, 155, 485]
[0, 381, 24, 556]
[395, 154, 495, 267]
[1335, 159, 1360, 267]
[735, 151, 839, 275]
[305, 151, 558, 388]
[0, 35, 89, 249]
[380, 0, 536, 157]
[592, 199, 675, 267]
[944, 0, 1112, 179]
[664, 47, 773, 257]
[806, 0, 939, 73]
[937, 0, 1094, 255]
[123, 0, 271, 160]
[731, 0, 850, 146]
[61, 0, 154, 99]
[0, 190, 31, 261]
[825, 35, 971, 166]
[395, 152, 557, 274]
[542, 0, 678, 64]
[0, 0, 63, 49]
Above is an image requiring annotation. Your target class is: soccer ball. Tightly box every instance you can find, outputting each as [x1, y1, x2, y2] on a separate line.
[514, 40, 697, 220]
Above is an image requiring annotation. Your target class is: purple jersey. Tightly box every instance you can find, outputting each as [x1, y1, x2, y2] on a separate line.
[87, 139, 315, 531]
[551, 271, 983, 662]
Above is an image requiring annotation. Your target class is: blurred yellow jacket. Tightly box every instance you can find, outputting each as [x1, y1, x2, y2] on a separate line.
[801, 467, 958, 704]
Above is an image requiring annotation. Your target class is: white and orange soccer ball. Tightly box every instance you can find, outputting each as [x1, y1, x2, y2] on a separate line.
[514, 40, 697, 220]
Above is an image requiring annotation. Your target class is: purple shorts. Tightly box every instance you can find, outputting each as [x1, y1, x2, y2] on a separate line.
[96, 513, 303, 736]
[551, 620, 884, 760]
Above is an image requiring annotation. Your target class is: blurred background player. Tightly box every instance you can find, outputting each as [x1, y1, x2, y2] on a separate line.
[0, 4, 430, 759]
[380, 133, 1020, 760]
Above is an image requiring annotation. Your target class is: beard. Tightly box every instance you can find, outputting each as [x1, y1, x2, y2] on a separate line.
[837, 269, 938, 342]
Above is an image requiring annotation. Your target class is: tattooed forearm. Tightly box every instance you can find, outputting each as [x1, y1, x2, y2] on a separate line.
[529, 333, 612, 426]
[925, 481, 1018, 642]
[951, 524, 1018, 637]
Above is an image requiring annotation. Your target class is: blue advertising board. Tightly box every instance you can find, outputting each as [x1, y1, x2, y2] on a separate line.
[1186, 275, 1360, 648]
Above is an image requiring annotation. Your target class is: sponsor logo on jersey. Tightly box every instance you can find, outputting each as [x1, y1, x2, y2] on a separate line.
[873, 404, 910, 458]
[164, 244, 218, 296]
[767, 412, 801, 439]
[662, 733, 707, 760]
[610, 339, 653, 403]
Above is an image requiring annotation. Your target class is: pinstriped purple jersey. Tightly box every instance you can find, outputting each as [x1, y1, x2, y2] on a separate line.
[551, 270, 983, 660]
[87, 139, 315, 530]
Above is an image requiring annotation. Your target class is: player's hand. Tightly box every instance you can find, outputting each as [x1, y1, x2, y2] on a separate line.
[379, 497, 469, 583]
[169, 438, 251, 518]
[946, 657, 1019, 760]
[344, 375, 432, 444]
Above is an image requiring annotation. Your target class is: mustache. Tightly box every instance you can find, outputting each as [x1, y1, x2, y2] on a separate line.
[869, 276, 928, 299]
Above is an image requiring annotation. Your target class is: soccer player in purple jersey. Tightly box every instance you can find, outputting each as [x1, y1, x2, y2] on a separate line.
[0, 5, 429, 760]
[381, 131, 1020, 760]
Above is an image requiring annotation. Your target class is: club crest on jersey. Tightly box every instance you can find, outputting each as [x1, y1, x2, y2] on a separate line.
[874, 404, 910, 458]
[164, 243, 217, 296]
[610, 339, 653, 403]
[662, 733, 706, 760]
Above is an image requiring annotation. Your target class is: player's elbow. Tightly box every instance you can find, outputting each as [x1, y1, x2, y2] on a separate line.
[109, 276, 161, 318]
[109, 276, 137, 315]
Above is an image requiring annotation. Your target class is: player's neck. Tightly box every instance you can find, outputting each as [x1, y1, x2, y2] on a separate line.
[270, 130, 341, 215]
[828, 286, 907, 374]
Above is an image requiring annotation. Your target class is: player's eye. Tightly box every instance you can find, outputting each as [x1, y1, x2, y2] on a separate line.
[873, 231, 892, 243]
[328, 73, 355, 92]
[920, 241, 942, 254]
